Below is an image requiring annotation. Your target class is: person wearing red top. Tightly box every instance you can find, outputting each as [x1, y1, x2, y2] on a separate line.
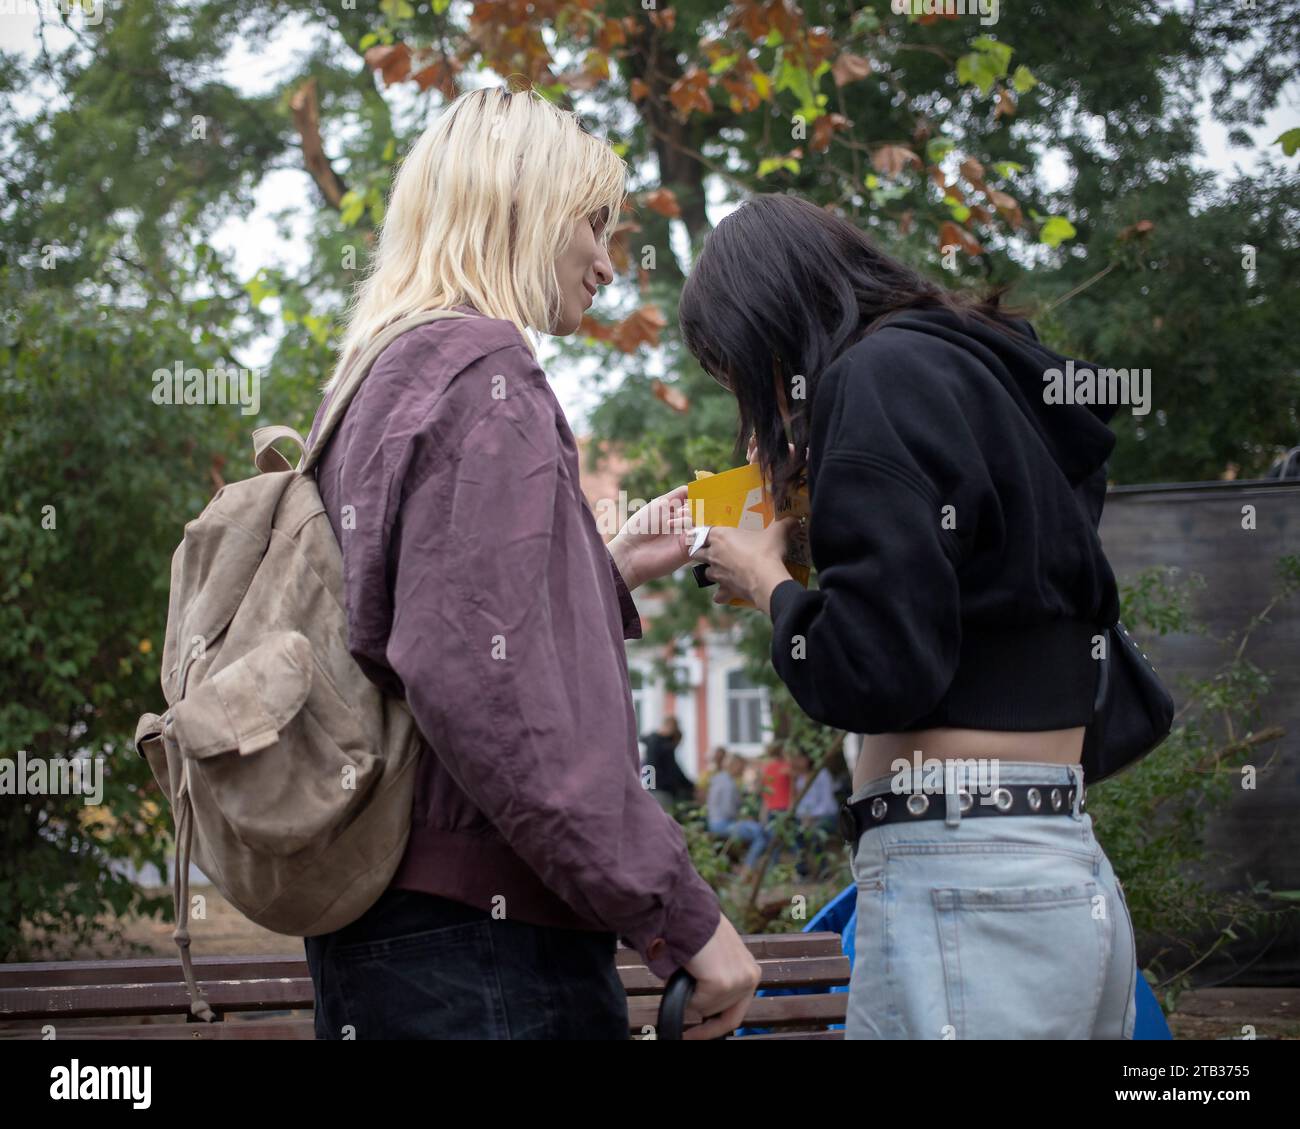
[759, 745, 793, 818]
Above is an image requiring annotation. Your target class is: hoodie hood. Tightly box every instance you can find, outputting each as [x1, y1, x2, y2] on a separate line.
[880, 306, 1118, 487]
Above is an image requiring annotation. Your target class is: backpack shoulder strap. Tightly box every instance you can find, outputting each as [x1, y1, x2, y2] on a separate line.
[301, 309, 471, 475]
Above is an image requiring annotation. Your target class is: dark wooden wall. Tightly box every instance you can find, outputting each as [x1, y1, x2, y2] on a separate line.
[1099, 479, 1300, 984]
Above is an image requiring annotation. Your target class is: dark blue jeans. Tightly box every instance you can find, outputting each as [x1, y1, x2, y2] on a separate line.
[304, 888, 629, 1039]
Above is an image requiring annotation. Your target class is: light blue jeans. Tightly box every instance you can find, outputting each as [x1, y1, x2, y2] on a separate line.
[708, 818, 770, 869]
[846, 762, 1137, 1040]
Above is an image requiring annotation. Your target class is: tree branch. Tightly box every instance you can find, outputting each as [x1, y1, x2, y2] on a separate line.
[290, 78, 348, 211]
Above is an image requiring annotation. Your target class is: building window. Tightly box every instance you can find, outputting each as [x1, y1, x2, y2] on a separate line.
[726, 668, 767, 747]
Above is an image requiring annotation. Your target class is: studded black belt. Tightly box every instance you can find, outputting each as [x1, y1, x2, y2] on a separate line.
[839, 781, 1086, 847]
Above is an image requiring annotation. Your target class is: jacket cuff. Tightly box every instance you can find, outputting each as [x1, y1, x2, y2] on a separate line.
[607, 548, 643, 640]
[768, 578, 804, 626]
[631, 867, 722, 982]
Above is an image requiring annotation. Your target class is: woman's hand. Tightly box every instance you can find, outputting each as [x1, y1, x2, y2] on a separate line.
[608, 484, 694, 591]
[687, 518, 798, 616]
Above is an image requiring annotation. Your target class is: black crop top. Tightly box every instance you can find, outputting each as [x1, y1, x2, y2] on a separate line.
[768, 307, 1121, 735]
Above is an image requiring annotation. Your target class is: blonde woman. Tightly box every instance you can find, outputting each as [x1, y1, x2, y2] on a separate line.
[302, 88, 759, 1040]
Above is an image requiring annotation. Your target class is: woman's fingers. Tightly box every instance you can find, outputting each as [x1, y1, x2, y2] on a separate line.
[713, 581, 745, 605]
[745, 436, 797, 466]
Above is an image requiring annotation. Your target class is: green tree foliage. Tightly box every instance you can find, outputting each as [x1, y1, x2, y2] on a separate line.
[0, 271, 242, 957]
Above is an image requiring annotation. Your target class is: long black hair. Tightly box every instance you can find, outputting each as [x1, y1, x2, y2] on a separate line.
[678, 193, 1023, 509]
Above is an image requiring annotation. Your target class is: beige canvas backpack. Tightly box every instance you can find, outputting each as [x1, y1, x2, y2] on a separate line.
[134, 310, 468, 1020]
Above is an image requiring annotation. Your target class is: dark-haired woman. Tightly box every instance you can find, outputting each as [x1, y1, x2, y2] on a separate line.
[682, 193, 1137, 1040]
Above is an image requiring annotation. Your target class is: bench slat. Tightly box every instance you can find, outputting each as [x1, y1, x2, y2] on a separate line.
[0, 1018, 318, 1040]
[620, 955, 849, 994]
[0, 931, 850, 1038]
[0, 978, 316, 1020]
[0, 954, 307, 989]
[616, 932, 843, 965]
[628, 992, 848, 1031]
[0, 933, 844, 989]
[0, 954, 848, 1021]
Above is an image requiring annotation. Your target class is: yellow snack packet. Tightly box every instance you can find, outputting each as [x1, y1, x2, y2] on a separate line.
[686, 463, 811, 608]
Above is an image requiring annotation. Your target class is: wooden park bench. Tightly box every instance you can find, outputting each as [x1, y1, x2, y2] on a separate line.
[0, 931, 848, 1040]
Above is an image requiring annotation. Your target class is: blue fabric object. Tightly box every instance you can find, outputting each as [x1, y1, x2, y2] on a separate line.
[736, 883, 1172, 1039]
[1133, 970, 1172, 1040]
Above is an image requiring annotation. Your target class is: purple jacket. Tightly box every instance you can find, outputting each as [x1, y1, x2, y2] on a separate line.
[306, 305, 721, 979]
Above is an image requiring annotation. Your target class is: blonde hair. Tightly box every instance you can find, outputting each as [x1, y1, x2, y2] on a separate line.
[326, 87, 627, 392]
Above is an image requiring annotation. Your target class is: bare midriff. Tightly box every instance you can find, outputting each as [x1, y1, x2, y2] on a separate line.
[852, 726, 1085, 793]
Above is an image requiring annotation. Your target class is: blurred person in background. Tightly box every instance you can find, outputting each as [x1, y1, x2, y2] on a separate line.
[640, 716, 695, 812]
[707, 753, 771, 877]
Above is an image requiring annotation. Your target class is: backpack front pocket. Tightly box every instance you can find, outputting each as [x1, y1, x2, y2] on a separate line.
[168, 630, 380, 857]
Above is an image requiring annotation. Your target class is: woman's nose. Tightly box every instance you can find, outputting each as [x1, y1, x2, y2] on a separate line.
[592, 245, 614, 286]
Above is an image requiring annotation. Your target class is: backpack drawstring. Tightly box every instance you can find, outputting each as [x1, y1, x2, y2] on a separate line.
[173, 780, 216, 1022]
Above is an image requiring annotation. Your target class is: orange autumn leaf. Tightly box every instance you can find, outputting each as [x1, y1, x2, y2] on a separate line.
[412, 59, 460, 99]
[731, 0, 801, 44]
[959, 156, 986, 187]
[649, 6, 676, 31]
[643, 187, 682, 218]
[832, 52, 873, 87]
[939, 221, 983, 256]
[652, 379, 690, 414]
[721, 69, 765, 114]
[365, 43, 412, 86]
[668, 69, 713, 118]
[1119, 219, 1156, 241]
[995, 87, 1017, 119]
[581, 306, 667, 353]
[607, 218, 641, 274]
[986, 187, 1022, 228]
[811, 112, 849, 153]
[629, 77, 650, 102]
[805, 28, 837, 66]
[871, 144, 921, 177]
[612, 305, 667, 353]
[579, 314, 615, 343]
[597, 18, 626, 52]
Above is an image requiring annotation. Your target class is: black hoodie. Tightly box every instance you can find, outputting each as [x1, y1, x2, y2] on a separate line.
[768, 306, 1121, 736]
